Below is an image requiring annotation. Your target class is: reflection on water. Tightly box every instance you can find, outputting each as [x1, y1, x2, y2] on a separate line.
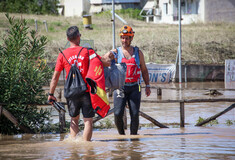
[0, 128, 235, 160]
[144, 81, 235, 101]
[1, 82, 235, 159]
[138, 82, 235, 127]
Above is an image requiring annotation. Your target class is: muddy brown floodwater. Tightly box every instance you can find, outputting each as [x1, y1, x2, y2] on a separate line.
[0, 82, 235, 159]
[0, 127, 234, 160]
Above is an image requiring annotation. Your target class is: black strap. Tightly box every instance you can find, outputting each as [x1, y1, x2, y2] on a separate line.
[59, 47, 84, 85]
[62, 68, 65, 84]
[59, 47, 84, 66]
[75, 47, 84, 62]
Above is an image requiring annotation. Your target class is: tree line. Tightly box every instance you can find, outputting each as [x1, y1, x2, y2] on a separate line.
[0, 0, 59, 15]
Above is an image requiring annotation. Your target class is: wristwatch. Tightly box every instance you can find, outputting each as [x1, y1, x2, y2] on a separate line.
[146, 85, 151, 88]
[48, 93, 54, 96]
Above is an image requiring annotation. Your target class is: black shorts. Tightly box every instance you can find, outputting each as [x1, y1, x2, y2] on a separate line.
[66, 92, 95, 118]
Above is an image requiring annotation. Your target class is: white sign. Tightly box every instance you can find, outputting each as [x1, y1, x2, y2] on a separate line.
[225, 59, 235, 89]
[141, 63, 176, 84]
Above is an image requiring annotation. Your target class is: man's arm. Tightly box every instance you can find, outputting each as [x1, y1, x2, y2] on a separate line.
[101, 50, 116, 67]
[139, 50, 151, 97]
[48, 71, 61, 103]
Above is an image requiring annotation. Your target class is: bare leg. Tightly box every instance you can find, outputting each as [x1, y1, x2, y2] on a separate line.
[70, 115, 80, 138]
[83, 118, 93, 141]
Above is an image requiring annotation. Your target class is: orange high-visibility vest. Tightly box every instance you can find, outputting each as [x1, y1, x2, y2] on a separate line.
[117, 46, 141, 83]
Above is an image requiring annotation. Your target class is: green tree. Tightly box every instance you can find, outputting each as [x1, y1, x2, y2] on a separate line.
[0, 0, 59, 15]
[0, 14, 53, 134]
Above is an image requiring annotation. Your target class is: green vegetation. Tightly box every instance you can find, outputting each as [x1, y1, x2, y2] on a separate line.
[197, 117, 219, 126]
[0, 0, 59, 15]
[0, 14, 53, 134]
[171, 123, 180, 128]
[226, 119, 234, 126]
[95, 8, 144, 20]
[140, 123, 155, 128]
[197, 117, 205, 126]
[116, 8, 144, 20]
[94, 118, 114, 129]
[209, 119, 219, 126]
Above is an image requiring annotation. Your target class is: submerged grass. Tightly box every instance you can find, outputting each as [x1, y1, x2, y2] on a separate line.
[196, 116, 229, 127]
[0, 12, 234, 64]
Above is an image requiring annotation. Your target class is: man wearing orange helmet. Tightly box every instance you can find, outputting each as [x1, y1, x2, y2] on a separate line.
[106, 25, 151, 135]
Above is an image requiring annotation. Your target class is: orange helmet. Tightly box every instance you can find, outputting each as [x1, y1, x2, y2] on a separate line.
[119, 25, 135, 37]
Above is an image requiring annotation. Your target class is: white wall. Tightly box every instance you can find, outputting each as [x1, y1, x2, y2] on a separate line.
[181, 0, 203, 24]
[83, 0, 91, 15]
[159, 0, 203, 24]
[64, 0, 82, 17]
[159, 0, 174, 23]
[90, 0, 140, 4]
[64, 0, 90, 17]
[204, 0, 235, 23]
[159, 0, 235, 24]
[197, 0, 205, 22]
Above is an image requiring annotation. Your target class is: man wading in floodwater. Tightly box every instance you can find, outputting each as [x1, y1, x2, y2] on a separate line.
[48, 26, 113, 141]
[106, 25, 151, 135]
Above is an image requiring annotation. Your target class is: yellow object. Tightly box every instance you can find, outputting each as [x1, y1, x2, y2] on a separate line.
[83, 15, 92, 28]
[94, 65, 102, 76]
[96, 86, 109, 105]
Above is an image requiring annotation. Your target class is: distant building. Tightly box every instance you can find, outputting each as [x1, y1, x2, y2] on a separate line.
[58, 0, 91, 17]
[59, 0, 235, 24]
[59, 0, 148, 17]
[142, 0, 235, 24]
[89, 0, 145, 11]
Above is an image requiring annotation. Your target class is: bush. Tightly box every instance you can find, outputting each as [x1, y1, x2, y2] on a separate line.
[96, 8, 144, 21]
[0, 0, 59, 15]
[116, 8, 144, 20]
[0, 14, 53, 134]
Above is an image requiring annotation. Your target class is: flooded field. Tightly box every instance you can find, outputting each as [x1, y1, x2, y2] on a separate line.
[1, 82, 235, 159]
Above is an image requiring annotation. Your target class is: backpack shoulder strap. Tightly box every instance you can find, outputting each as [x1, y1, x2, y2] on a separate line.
[59, 47, 84, 66]
[59, 48, 71, 66]
[117, 47, 123, 64]
[134, 46, 140, 68]
[75, 47, 84, 62]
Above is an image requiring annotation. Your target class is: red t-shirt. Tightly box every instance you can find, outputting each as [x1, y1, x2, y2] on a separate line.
[55, 46, 90, 85]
